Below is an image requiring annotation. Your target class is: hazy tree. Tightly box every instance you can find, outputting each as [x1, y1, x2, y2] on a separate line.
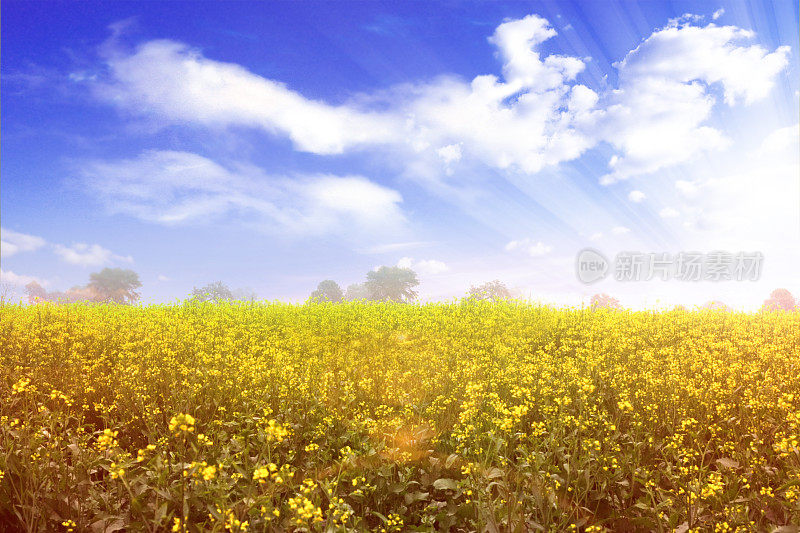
[344, 283, 370, 301]
[700, 300, 731, 311]
[762, 288, 797, 311]
[24, 281, 49, 304]
[0, 282, 18, 304]
[468, 280, 513, 302]
[191, 281, 233, 303]
[310, 280, 343, 302]
[64, 285, 103, 303]
[231, 287, 259, 302]
[365, 266, 419, 302]
[89, 268, 142, 304]
[590, 293, 621, 309]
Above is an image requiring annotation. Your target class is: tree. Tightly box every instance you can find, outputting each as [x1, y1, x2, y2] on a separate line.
[25, 281, 103, 304]
[310, 280, 343, 302]
[231, 287, 259, 302]
[468, 280, 513, 302]
[191, 281, 233, 303]
[88, 268, 142, 304]
[762, 288, 797, 311]
[365, 266, 419, 302]
[25, 281, 48, 304]
[64, 285, 103, 304]
[0, 282, 18, 304]
[344, 283, 370, 301]
[700, 300, 731, 312]
[590, 293, 621, 309]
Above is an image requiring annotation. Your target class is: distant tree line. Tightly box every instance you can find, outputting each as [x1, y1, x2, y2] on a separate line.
[310, 266, 421, 303]
[24, 268, 142, 305]
[10, 265, 800, 311]
[308, 272, 518, 303]
[588, 289, 799, 312]
[189, 282, 258, 303]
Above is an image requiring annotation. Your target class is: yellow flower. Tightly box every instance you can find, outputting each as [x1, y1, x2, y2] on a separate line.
[169, 413, 195, 435]
[96, 429, 119, 451]
[12, 378, 31, 394]
[201, 464, 217, 481]
[109, 462, 125, 479]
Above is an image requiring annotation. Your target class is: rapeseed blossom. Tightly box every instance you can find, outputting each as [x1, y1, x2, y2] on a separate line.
[1, 301, 798, 530]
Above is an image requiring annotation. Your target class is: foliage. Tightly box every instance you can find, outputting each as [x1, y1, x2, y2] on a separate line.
[191, 281, 234, 303]
[700, 300, 732, 312]
[1, 302, 799, 531]
[310, 280, 344, 302]
[468, 280, 513, 302]
[344, 283, 370, 302]
[763, 289, 797, 311]
[590, 293, 621, 309]
[88, 268, 142, 304]
[231, 287, 259, 302]
[24, 281, 103, 305]
[365, 267, 419, 302]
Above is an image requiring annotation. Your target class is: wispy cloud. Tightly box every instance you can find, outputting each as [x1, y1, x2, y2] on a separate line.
[611, 226, 631, 235]
[397, 256, 449, 275]
[1, 227, 46, 258]
[53, 243, 133, 267]
[0, 269, 48, 287]
[659, 207, 680, 219]
[77, 150, 407, 238]
[505, 238, 553, 257]
[627, 190, 646, 203]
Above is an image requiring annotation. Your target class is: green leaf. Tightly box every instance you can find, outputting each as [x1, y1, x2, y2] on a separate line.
[404, 491, 430, 505]
[485, 467, 504, 479]
[433, 478, 458, 491]
[716, 457, 739, 469]
[445, 453, 459, 469]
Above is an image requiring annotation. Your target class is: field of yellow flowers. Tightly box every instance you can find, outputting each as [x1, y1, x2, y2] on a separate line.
[1, 301, 799, 532]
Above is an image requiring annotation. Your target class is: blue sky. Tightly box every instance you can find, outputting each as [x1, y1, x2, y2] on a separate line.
[2, 0, 798, 308]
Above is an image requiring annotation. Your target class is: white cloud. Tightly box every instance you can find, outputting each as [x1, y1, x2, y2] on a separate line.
[659, 207, 680, 218]
[78, 150, 406, 237]
[675, 180, 700, 198]
[98, 40, 400, 155]
[611, 226, 631, 235]
[628, 190, 646, 203]
[589, 232, 603, 242]
[599, 21, 789, 183]
[98, 16, 599, 176]
[397, 256, 449, 275]
[437, 143, 462, 164]
[505, 238, 552, 257]
[0, 269, 47, 287]
[756, 123, 799, 156]
[299, 176, 404, 230]
[488, 14, 583, 92]
[618, 21, 789, 105]
[712, 8, 725, 20]
[94, 16, 789, 197]
[1, 228, 46, 258]
[157, 274, 170, 282]
[53, 243, 133, 267]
